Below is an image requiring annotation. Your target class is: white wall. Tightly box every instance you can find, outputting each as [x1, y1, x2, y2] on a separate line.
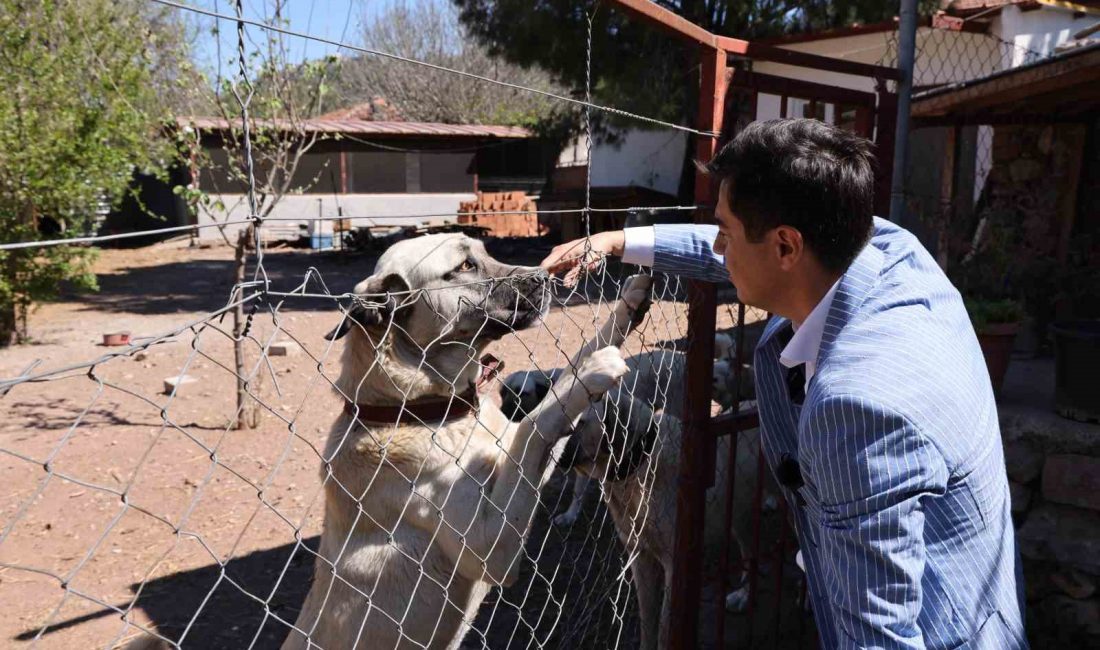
[196, 192, 476, 241]
[557, 128, 688, 197]
[994, 5, 1094, 65]
[755, 27, 1002, 94]
[552, 7, 1094, 205]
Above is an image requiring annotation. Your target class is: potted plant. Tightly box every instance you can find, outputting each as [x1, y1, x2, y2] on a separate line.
[964, 297, 1024, 396]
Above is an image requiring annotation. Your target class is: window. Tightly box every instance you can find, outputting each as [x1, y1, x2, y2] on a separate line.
[348, 151, 407, 193]
[420, 152, 475, 193]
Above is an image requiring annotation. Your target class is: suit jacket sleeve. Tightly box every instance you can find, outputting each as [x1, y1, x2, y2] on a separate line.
[805, 395, 950, 650]
[651, 224, 731, 284]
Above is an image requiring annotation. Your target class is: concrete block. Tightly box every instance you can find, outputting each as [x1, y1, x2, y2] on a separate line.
[163, 375, 197, 395]
[269, 341, 301, 357]
[1042, 454, 1100, 512]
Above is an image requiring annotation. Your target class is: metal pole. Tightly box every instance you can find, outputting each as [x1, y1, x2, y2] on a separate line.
[889, 0, 919, 224]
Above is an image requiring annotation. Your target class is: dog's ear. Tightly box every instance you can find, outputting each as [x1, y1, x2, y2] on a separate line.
[324, 273, 411, 340]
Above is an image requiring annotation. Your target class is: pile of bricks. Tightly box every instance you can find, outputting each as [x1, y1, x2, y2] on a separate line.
[457, 192, 545, 238]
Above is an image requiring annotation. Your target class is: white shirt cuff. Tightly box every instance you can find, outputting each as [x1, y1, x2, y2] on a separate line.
[621, 227, 655, 267]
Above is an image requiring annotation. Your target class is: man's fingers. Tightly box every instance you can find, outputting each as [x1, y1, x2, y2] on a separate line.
[540, 238, 590, 271]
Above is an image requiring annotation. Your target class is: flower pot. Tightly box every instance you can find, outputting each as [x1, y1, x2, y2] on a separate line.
[1051, 320, 1100, 423]
[102, 331, 131, 346]
[977, 322, 1019, 396]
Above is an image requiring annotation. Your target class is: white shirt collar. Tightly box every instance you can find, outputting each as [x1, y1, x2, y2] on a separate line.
[779, 279, 841, 384]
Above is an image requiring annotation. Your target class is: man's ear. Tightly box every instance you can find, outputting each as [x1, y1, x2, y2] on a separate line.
[773, 226, 805, 271]
[324, 273, 411, 340]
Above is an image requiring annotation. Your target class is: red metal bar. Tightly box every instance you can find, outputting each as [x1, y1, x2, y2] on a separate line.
[873, 79, 898, 218]
[724, 40, 901, 82]
[745, 445, 767, 643]
[772, 493, 791, 649]
[604, 0, 900, 81]
[605, 0, 722, 48]
[668, 44, 727, 650]
[711, 409, 760, 435]
[855, 105, 873, 137]
[715, 400, 741, 646]
[715, 302, 751, 647]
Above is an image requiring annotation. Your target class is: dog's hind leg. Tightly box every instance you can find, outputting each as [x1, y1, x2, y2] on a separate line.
[631, 551, 664, 650]
[552, 472, 591, 527]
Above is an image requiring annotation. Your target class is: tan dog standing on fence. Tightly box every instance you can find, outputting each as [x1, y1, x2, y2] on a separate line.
[280, 234, 646, 650]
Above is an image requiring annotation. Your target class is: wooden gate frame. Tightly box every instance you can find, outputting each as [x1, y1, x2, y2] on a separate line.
[602, 2, 900, 648]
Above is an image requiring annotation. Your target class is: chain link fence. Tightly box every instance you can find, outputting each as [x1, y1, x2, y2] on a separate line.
[0, 1, 765, 649]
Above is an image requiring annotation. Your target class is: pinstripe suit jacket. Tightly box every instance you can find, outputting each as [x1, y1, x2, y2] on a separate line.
[649, 218, 1026, 649]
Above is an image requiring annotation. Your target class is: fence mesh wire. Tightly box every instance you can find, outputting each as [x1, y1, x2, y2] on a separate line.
[877, 20, 1047, 233]
[0, 1, 767, 649]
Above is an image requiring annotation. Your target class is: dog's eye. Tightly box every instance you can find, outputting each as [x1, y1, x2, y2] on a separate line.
[456, 260, 475, 274]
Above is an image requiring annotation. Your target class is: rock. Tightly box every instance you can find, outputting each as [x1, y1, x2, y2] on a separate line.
[1043, 455, 1100, 512]
[163, 375, 197, 394]
[1010, 481, 1032, 515]
[269, 341, 301, 357]
[1018, 503, 1100, 574]
[1004, 439, 1044, 484]
[1051, 569, 1097, 600]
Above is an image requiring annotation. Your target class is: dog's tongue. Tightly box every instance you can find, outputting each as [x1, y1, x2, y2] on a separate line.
[476, 354, 505, 393]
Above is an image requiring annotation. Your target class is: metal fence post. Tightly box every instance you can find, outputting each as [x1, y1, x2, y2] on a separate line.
[889, 0, 920, 224]
[668, 43, 726, 650]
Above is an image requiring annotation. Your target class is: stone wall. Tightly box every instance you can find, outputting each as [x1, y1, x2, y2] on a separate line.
[1003, 409, 1100, 645]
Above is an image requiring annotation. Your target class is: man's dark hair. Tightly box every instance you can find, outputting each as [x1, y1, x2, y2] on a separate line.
[705, 118, 875, 272]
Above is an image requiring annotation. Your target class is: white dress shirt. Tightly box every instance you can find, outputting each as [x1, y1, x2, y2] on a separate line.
[779, 279, 841, 391]
[622, 226, 840, 392]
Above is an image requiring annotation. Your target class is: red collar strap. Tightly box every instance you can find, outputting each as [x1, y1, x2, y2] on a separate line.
[344, 354, 505, 425]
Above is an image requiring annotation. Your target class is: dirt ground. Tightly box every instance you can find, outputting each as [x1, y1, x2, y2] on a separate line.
[0, 237, 802, 649]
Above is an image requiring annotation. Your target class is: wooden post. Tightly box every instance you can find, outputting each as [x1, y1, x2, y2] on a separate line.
[669, 43, 726, 650]
[339, 150, 349, 194]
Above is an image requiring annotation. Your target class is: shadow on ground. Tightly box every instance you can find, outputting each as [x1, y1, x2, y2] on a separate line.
[18, 537, 320, 649]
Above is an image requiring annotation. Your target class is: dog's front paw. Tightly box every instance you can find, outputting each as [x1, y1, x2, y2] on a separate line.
[725, 585, 750, 613]
[620, 274, 653, 309]
[577, 346, 629, 395]
[552, 508, 581, 527]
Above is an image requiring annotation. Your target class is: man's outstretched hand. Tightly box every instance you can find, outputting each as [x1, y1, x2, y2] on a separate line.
[540, 230, 626, 286]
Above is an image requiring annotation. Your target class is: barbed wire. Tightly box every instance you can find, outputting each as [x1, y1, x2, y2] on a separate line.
[0, 2, 772, 649]
[147, 0, 720, 139]
[0, 206, 704, 252]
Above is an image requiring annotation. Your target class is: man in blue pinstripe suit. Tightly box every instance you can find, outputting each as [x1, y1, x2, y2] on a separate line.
[542, 119, 1026, 649]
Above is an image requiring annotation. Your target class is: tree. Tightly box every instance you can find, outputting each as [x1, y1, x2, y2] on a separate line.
[452, 1, 936, 199]
[0, 0, 185, 345]
[334, 0, 569, 129]
[178, 0, 339, 429]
